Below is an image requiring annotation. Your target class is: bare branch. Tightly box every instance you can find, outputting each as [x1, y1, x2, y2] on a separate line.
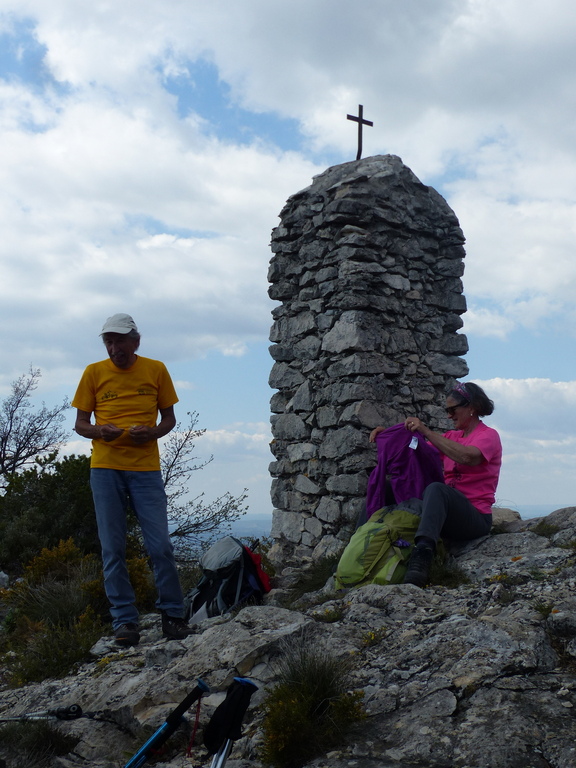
[0, 367, 69, 483]
[160, 411, 249, 561]
[161, 411, 212, 503]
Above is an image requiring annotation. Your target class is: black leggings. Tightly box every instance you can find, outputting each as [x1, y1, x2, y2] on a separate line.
[416, 482, 492, 544]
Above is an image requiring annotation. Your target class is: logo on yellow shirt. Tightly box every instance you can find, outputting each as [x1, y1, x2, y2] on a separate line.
[101, 391, 118, 401]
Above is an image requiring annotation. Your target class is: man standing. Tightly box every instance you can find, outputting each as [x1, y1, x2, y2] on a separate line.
[72, 313, 190, 646]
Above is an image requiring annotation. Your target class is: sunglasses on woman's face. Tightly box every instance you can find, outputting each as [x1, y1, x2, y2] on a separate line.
[445, 402, 469, 416]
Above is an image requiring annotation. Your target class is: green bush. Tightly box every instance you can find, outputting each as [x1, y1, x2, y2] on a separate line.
[24, 537, 88, 584]
[3, 607, 105, 687]
[261, 633, 364, 768]
[2, 539, 106, 623]
[0, 720, 78, 768]
[0, 455, 99, 573]
[0, 540, 113, 686]
[0, 538, 162, 686]
[125, 555, 157, 611]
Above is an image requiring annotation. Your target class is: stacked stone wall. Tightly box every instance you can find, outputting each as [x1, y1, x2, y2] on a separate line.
[268, 155, 469, 563]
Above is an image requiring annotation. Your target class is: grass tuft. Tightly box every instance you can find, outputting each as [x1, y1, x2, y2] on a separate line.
[0, 720, 78, 768]
[531, 521, 560, 539]
[260, 631, 365, 768]
[533, 600, 555, 619]
[429, 554, 471, 588]
[280, 554, 341, 608]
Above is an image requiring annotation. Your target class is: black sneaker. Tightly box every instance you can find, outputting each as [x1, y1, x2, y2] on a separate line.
[404, 546, 434, 588]
[114, 623, 140, 647]
[161, 611, 192, 640]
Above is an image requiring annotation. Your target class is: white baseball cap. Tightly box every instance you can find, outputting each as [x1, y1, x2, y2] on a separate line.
[100, 313, 139, 335]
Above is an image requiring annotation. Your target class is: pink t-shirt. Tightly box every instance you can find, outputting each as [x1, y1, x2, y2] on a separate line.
[442, 422, 502, 515]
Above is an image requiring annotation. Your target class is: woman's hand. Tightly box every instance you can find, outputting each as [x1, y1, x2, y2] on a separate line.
[369, 426, 386, 442]
[407, 418, 484, 465]
[405, 417, 430, 436]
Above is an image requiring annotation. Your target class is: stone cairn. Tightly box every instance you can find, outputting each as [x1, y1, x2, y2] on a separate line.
[267, 155, 469, 565]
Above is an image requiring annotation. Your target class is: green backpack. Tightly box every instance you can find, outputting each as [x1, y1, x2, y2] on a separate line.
[335, 504, 421, 589]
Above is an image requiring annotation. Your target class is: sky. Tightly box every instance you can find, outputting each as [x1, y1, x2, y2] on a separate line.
[1, 0, 575, 522]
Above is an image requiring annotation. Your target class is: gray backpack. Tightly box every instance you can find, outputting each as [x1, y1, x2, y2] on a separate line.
[184, 536, 268, 624]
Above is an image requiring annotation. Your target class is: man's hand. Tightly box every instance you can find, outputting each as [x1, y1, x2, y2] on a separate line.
[129, 425, 155, 444]
[75, 410, 124, 442]
[100, 424, 125, 442]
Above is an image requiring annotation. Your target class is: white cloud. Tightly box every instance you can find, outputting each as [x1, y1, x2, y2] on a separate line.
[1, 0, 576, 515]
[0, 75, 319, 380]
[60, 438, 90, 458]
[3, 1, 575, 348]
[461, 308, 516, 340]
[477, 378, 576, 439]
[172, 379, 197, 391]
[201, 423, 271, 453]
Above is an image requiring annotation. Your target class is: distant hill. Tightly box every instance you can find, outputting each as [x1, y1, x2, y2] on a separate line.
[514, 503, 573, 519]
[225, 506, 573, 543]
[230, 513, 272, 539]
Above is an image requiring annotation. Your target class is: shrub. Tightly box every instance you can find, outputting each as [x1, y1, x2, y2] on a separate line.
[0, 539, 162, 686]
[0, 535, 162, 686]
[312, 604, 345, 623]
[260, 632, 365, 768]
[0, 541, 111, 686]
[2, 541, 107, 628]
[3, 607, 105, 687]
[24, 537, 86, 585]
[362, 627, 389, 647]
[176, 561, 204, 595]
[0, 454, 98, 574]
[0, 720, 78, 768]
[126, 555, 157, 611]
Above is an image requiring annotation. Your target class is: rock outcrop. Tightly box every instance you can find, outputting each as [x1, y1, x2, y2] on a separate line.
[268, 156, 469, 565]
[3, 508, 576, 767]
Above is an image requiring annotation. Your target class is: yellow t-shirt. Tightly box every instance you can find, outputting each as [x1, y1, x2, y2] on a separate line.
[72, 356, 179, 471]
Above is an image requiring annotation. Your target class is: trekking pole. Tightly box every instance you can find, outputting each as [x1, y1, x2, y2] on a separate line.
[210, 738, 233, 768]
[203, 677, 258, 768]
[123, 678, 210, 768]
[0, 704, 83, 722]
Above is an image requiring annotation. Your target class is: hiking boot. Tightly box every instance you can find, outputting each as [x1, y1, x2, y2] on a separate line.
[404, 545, 434, 588]
[114, 623, 140, 647]
[161, 611, 192, 640]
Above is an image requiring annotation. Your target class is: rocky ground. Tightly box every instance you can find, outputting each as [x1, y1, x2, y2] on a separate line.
[2, 507, 576, 768]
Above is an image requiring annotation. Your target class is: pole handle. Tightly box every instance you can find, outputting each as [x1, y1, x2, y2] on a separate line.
[50, 704, 83, 720]
[123, 679, 209, 768]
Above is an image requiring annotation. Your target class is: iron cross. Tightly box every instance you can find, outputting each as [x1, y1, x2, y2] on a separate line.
[347, 104, 373, 161]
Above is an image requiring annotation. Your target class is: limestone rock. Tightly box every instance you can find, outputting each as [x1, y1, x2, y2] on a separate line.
[492, 505, 522, 527]
[2, 509, 576, 767]
[0, 508, 576, 768]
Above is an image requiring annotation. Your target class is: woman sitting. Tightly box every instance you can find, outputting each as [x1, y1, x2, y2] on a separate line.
[369, 382, 502, 587]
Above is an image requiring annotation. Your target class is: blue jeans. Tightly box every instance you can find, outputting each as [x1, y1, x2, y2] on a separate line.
[90, 469, 184, 629]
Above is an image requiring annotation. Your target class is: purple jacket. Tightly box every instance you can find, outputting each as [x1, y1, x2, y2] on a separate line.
[366, 423, 444, 518]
